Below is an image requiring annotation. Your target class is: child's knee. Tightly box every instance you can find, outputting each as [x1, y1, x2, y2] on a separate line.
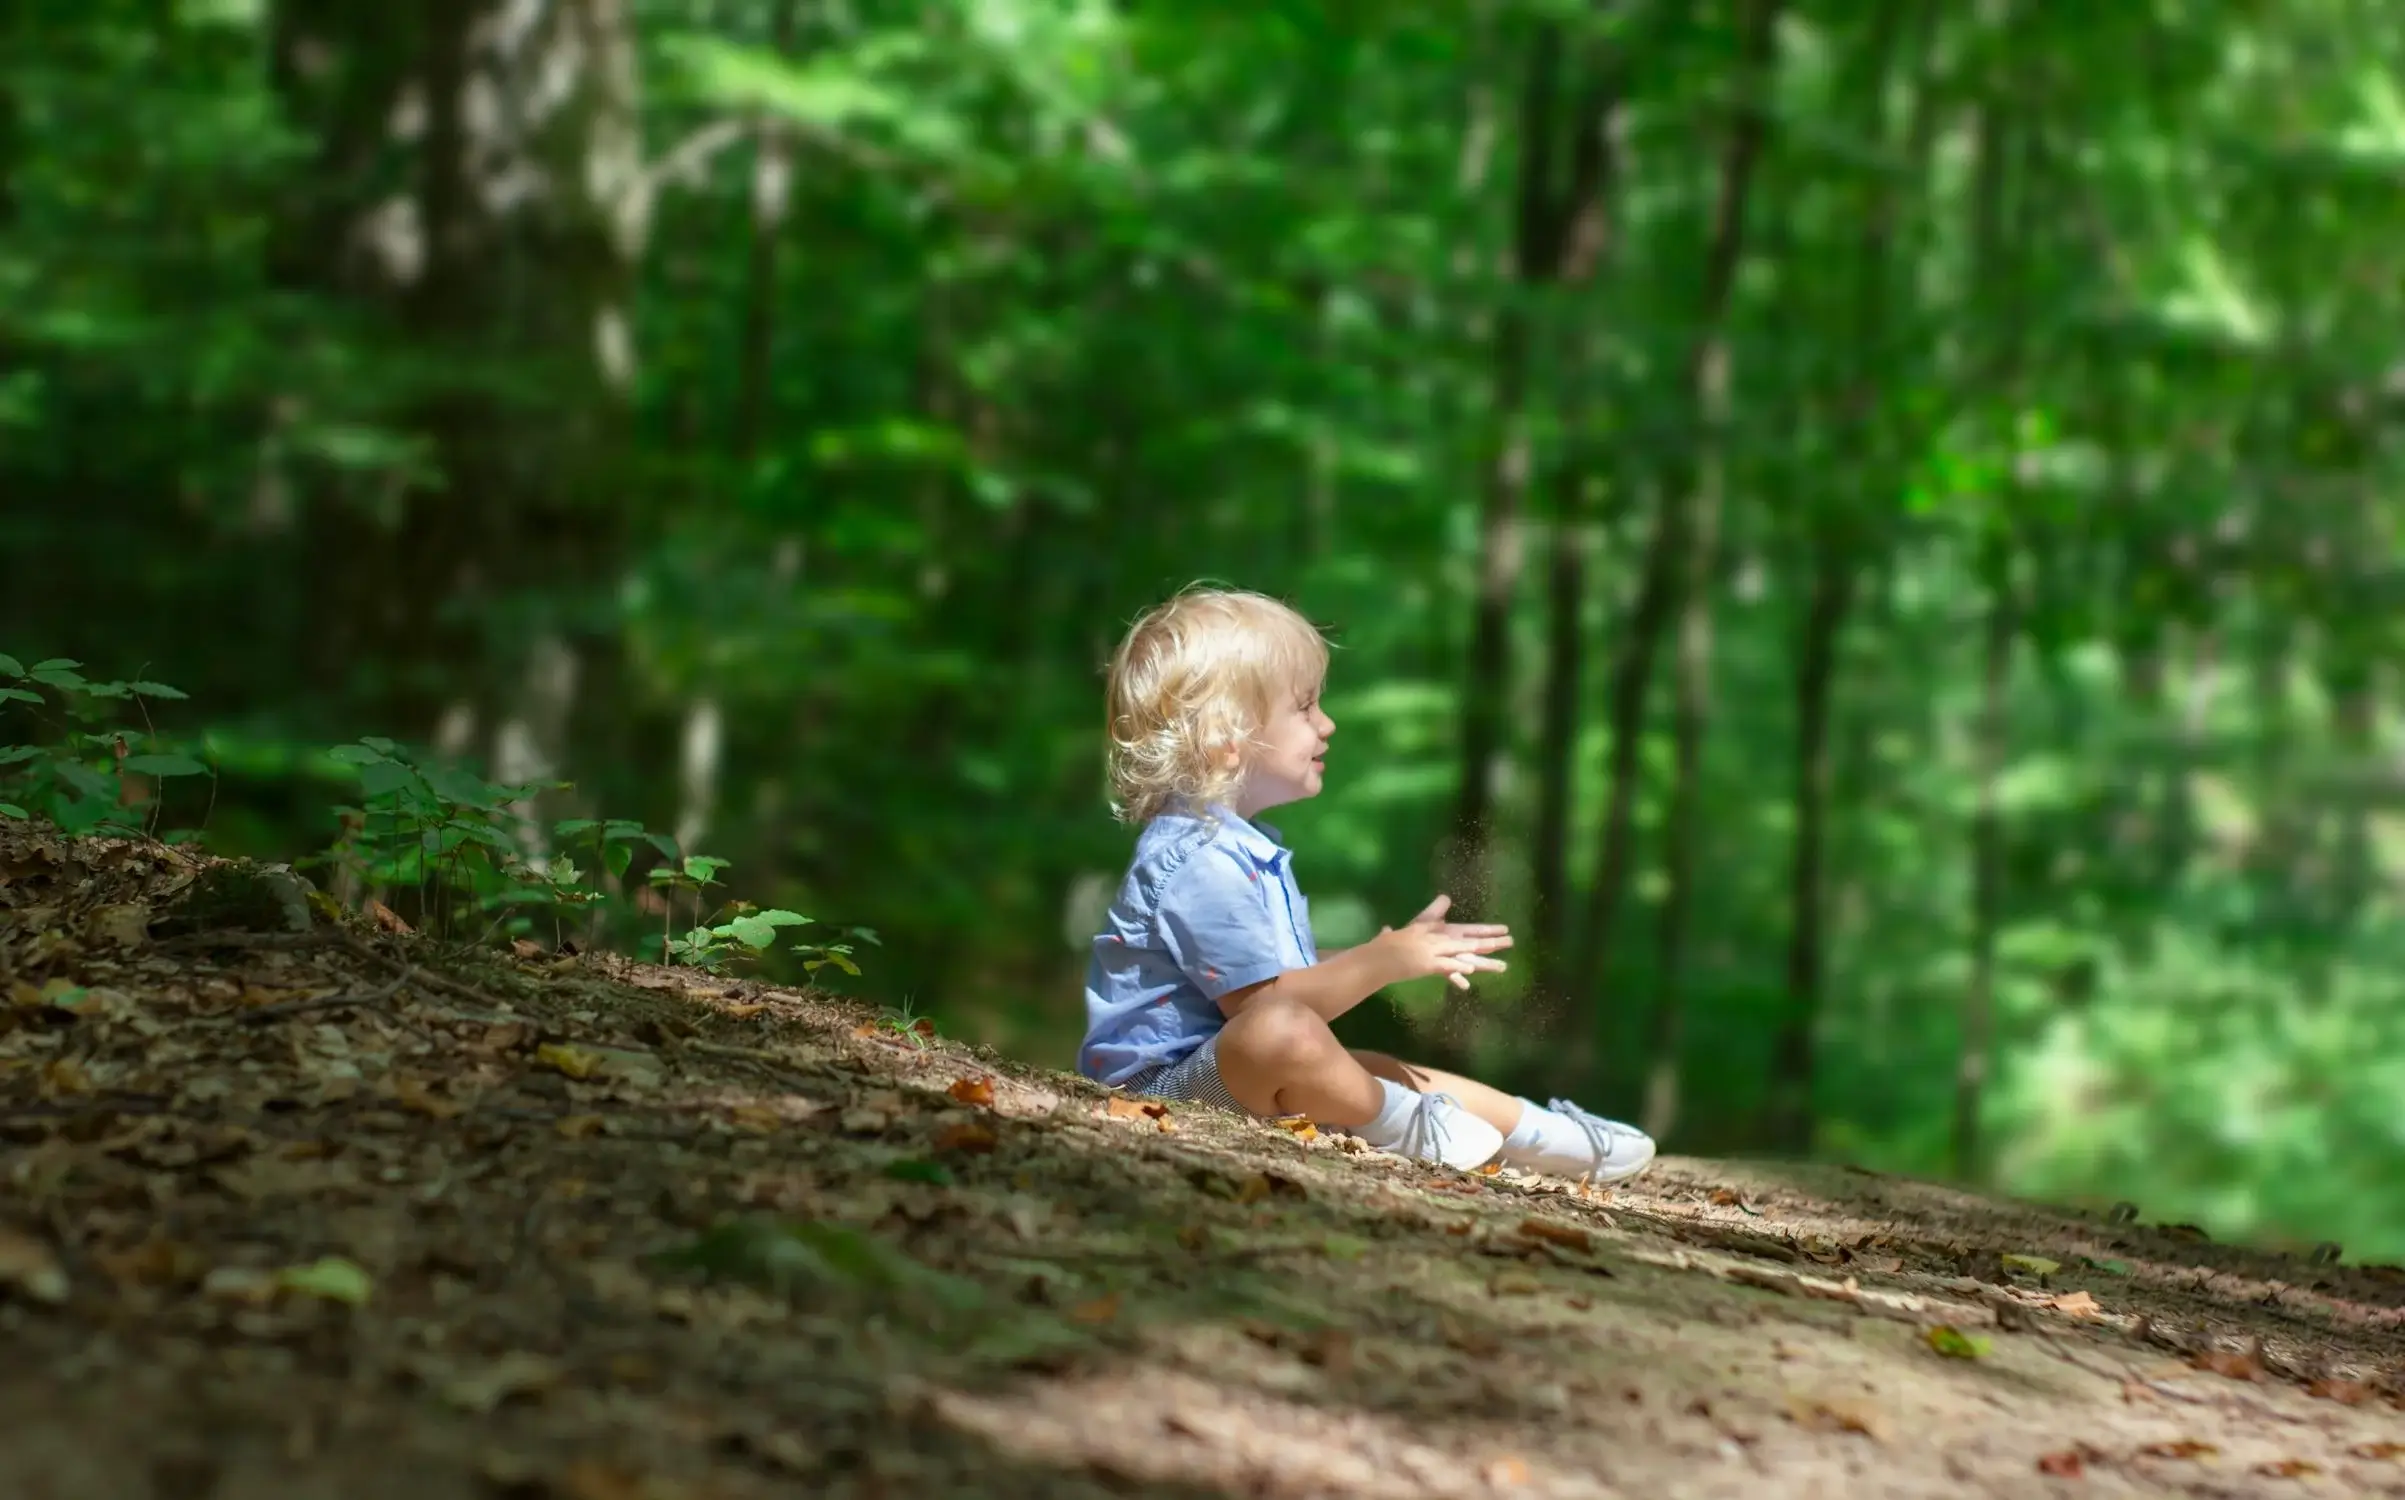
[1219, 994, 1340, 1069]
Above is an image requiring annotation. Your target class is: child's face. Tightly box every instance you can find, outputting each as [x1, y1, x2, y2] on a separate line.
[1234, 679, 1334, 818]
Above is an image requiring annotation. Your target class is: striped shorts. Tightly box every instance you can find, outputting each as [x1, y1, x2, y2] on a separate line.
[1122, 1033, 1250, 1115]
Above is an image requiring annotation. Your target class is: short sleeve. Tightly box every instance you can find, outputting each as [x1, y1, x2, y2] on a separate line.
[1155, 844, 1290, 1002]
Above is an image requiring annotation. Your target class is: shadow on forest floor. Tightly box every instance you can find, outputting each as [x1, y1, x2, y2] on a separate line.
[3, 821, 2403, 1500]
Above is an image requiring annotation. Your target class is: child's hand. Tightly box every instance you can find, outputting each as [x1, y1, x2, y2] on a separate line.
[1376, 893, 1512, 991]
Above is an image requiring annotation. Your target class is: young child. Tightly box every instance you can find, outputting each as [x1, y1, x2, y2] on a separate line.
[1077, 585, 1656, 1180]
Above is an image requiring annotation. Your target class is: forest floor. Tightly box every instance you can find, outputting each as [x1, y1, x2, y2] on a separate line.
[4, 823, 2404, 1500]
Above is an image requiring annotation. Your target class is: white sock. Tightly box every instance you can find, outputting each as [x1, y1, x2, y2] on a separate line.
[1499, 1097, 1565, 1160]
[1350, 1077, 1425, 1149]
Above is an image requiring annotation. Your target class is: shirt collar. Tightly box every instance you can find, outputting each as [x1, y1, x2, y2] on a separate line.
[1204, 803, 1287, 865]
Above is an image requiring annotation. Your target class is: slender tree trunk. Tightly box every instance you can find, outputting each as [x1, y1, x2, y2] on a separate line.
[1761, 0, 1922, 1153]
[1951, 85, 2027, 1181]
[1449, 13, 1622, 919]
[733, 0, 799, 465]
[1532, 462, 1592, 973]
[1577, 0, 1780, 1096]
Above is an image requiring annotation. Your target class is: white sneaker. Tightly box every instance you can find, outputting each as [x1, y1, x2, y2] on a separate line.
[1388, 1091, 1504, 1172]
[1512, 1099, 1656, 1184]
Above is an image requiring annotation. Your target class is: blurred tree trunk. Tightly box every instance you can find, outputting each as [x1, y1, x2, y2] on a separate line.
[285, 0, 652, 814]
[1449, 7, 1620, 923]
[1575, 0, 1780, 1095]
[1953, 91, 2026, 1183]
[1763, 0, 1926, 1154]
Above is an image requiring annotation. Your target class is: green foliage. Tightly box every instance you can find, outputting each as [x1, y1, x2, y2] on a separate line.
[0, 657, 207, 836]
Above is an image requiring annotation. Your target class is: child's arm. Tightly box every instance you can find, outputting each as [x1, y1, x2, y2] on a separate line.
[1220, 896, 1510, 1023]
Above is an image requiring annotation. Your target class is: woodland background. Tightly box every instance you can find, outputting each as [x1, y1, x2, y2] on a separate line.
[8, 0, 2405, 1260]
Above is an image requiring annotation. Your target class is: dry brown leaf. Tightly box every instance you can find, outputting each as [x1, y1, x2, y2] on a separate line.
[0, 1227, 68, 1305]
[1515, 1218, 1592, 1254]
[364, 899, 413, 934]
[2255, 1459, 2320, 1479]
[389, 1078, 465, 1119]
[1068, 1291, 1121, 1325]
[1709, 1188, 1746, 1207]
[2189, 1348, 2263, 1382]
[1483, 1456, 1530, 1487]
[89, 901, 150, 948]
[2135, 1440, 2217, 1460]
[2035, 1450, 2085, 1478]
[947, 1076, 996, 1108]
[443, 1352, 563, 1414]
[726, 1104, 782, 1134]
[1271, 1114, 1318, 1140]
[723, 1002, 770, 1019]
[2306, 1377, 2374, 1405]
[1784, 1393, 1885, 1442]
[2347, 1442, 2405, 1460]
[556, 1461, 645, 1500]
[509, 939, 545, 960]
[2049, 1289, 2105, 1319]
[933, 1121, 999, 1154]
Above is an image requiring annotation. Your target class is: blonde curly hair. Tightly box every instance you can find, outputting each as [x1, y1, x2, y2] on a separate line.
[1104, 585, 1331, 824]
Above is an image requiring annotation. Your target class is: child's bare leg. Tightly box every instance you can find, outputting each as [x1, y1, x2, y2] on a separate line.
[1350, 1050, 1525, 1137]
[1212, 995, 1386, 1125]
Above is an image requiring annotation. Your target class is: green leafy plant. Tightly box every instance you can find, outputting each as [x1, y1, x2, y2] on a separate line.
[647, 853, 874, 974]
[0, 654, 207, 836]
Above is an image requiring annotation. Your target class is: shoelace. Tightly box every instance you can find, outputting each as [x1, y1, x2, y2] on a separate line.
[1402, 1090, 1469, 1162]
[1545, 1097, 1648, 1164]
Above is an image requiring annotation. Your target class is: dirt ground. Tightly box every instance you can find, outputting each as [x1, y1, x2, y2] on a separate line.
[4, 823, 2403, 1500]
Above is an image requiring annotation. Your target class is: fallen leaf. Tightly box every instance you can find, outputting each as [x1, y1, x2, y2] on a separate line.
[2306, 1377, 2373, 1405]
[201, 1266, 278, 1304]
[557, 1460, 645, 1500]
[2036, 1450, 2085, 1478]
[89, 901, 151, 948]
[510, 939, 545, 960]
[723, 1002, 771, 1019]
[2049, 1290, 2105, 1319]
[727, 1104, 783, 1134]
[933, 1121, 998, 1154]
[1104, 1096, 1168, 1123]
[947, 1076, 996, 1108]
[2347, 1442, 2405, 1460]
[1272, 1114, 1318, 1141]
[535, 1042, 604, 1081]
[1784, 1394, 1885, 1442]
[1515, 1218, 1592, 1254]
[389, 1078, 465, 1119]
[364, 899, 413, 934]
[1483, 1456, 1530, 1487]
[443, 1352, 563, 1414]
[1069, 1291, 1121, 1325]
[2189, 1348, 2263, 1382]
[2135, 1440, 2217, 1460]
[277, 1256, 372, 1306]
[1925, 1324, 1991, 1360]
[2002, 1253, 2062, 1278]
[1709, 1189, 1745, 1207]
[2255, 1459, 2320, 1479]
[0, 1227, 68, 1305]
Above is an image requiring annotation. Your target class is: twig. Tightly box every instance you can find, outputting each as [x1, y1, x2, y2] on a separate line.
[234, 965, 414, 1025]
[152, 929, 338, 953]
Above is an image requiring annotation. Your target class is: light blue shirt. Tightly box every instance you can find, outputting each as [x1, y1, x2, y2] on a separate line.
[1078, 803, 1319, 1086]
